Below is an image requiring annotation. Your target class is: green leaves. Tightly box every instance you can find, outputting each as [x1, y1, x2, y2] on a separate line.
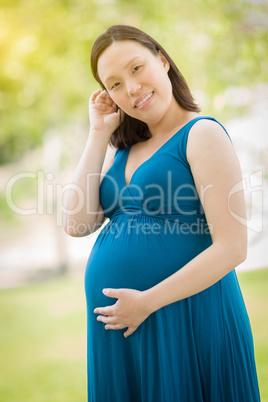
[0, 0, 267, 163]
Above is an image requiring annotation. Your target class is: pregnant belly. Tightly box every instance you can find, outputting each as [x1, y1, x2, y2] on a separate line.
[84, 215, 212, 309]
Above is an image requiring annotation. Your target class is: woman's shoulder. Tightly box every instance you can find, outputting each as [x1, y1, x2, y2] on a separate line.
[187, 115, 231, 142]
[189, 115, 227, 132]
[186, 115, 233, 163]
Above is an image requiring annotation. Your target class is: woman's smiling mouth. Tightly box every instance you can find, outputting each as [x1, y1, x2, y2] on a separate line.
[134, 92, 154, 108]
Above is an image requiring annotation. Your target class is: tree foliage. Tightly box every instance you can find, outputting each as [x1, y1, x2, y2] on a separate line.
[0, 0, 267, 163]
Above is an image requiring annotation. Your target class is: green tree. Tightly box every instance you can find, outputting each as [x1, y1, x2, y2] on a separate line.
[0, 0, 267, 164]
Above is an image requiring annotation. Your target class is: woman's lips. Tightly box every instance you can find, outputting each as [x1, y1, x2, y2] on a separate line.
[134, 92, 154, 108]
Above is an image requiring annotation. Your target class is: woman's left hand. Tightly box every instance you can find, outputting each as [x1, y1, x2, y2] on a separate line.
[94, 288, 151, 338]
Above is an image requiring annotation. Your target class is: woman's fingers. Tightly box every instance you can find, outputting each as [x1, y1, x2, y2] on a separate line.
[105, 324, 126, 330]
[97, 90, 108, 101]
[90, 89, 115, 107]
[97, 315, 125, 327]
[90, 103, 116, 113]
[99, 318, 138, 335]
[124, 326, 137, 338]
[96, 315, 115, 323]
[99, 91, 115, 107]
[103, 323, 138, 337]
[89, 89, 102, 104]
[94, 305, 115, 315]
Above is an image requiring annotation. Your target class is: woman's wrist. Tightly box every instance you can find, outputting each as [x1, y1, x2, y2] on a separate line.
[89, 128, 111, 143]
[141, 287, 162, 316]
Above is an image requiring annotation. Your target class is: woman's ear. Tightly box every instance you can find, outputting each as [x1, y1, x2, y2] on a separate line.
[158, 50, 170, 72]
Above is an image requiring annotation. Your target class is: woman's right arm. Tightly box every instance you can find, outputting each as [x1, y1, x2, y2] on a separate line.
[63, 89, 121, 237]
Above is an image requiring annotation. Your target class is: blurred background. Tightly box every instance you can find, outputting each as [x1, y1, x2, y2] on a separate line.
[0, 0, 267, 400]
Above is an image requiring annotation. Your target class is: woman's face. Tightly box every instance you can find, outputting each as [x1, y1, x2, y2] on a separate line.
[97, 40, 174, 127]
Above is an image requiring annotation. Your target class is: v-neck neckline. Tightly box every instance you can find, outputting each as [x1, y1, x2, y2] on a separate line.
[123, 116, 202, 189]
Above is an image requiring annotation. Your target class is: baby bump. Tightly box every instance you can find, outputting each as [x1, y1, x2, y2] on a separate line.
[84, 215, 212, 309]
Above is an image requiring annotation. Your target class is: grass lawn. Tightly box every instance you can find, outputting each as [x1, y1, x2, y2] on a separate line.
[0, 268, 267, 401]
[237, 267, 268, 401]
[0, 276, 87, 402]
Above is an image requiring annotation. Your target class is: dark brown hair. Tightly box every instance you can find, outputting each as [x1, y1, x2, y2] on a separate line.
[91, 24, 201, 150]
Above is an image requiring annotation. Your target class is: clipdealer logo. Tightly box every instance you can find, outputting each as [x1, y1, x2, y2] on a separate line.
[4, 169, 264, 234]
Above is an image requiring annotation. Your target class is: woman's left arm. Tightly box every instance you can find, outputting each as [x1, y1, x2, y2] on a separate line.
[143, 119, 247, 311]
[94, 119, 248, 337]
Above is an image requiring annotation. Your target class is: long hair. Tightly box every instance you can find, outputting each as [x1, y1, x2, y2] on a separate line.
[90, 25, 201, 150]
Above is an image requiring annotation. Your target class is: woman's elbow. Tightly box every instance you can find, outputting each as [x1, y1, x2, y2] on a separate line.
[239, 241, 248, 263]
[231, 237, 248, 266]
[63, 215, 105, 237]
[64, 226, 87, 237]
[63, 216, 92, 237]
[217, 233, 248, 268]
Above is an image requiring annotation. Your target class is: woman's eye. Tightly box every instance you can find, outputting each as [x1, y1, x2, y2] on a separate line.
[110, 82, 120, 90]
[133, 65, 141, 73]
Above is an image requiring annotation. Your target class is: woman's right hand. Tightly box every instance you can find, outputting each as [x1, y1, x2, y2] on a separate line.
[89, 89, 123, 137]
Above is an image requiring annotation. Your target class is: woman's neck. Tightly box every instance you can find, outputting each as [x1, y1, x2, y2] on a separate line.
[147, 98, 200, 141]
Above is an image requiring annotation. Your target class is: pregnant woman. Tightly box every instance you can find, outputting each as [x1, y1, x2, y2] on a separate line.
[63, 25, 260, 401]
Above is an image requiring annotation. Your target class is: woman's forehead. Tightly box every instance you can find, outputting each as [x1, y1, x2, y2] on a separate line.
[97, 40, 154, 81]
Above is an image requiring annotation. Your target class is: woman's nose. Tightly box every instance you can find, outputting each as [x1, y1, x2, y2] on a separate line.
[126, 80, 142, 96]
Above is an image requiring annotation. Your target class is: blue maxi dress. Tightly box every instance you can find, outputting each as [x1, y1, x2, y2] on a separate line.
[84, 116, 260, 401]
